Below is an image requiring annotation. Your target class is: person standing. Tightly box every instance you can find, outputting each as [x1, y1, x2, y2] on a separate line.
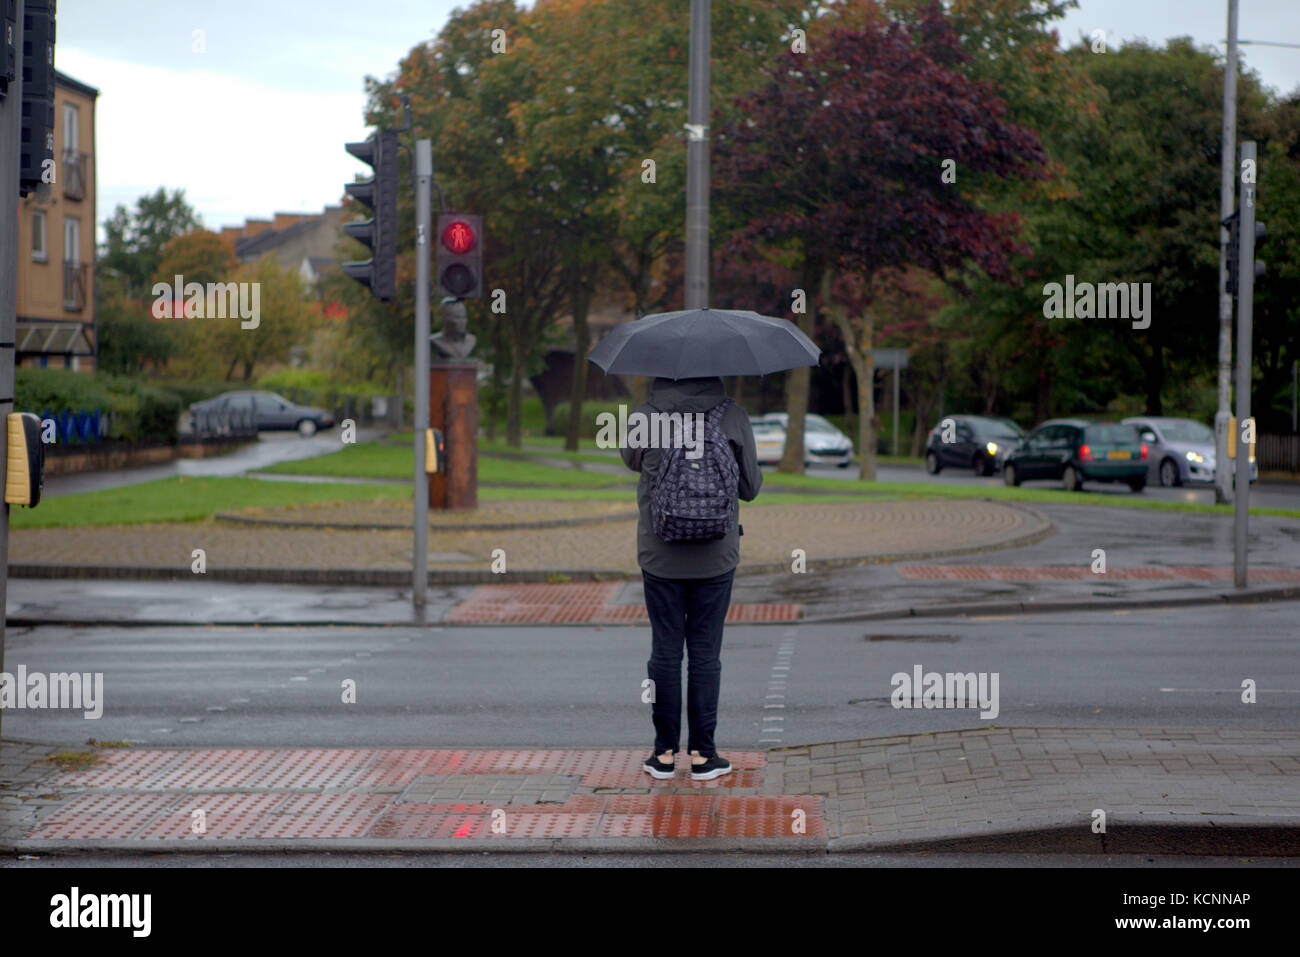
[621, 376, 762, 780]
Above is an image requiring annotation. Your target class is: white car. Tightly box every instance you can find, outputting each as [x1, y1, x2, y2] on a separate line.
[751, 413, 854, 467]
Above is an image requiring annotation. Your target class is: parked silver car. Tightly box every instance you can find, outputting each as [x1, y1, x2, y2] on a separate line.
[191, 390, 335, 437]
[1121, 416, 1256, 486]
[753, 413, 854, 467]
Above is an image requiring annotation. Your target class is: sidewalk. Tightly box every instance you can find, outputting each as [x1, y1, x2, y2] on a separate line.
[3, 728, 1296, 855]
[9, 497, 1052, 583]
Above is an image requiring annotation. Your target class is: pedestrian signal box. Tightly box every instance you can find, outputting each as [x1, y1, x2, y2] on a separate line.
[5, 412, 44, 507]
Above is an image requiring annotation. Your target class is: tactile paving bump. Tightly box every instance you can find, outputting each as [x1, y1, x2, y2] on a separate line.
[28, 792, 175, 840]
[358, 748, 765, 789]
[447, 583, 622, 624]
[365, 794, 824, 840]
[595, 603, 802, 623]
[134, 792, 289, 840]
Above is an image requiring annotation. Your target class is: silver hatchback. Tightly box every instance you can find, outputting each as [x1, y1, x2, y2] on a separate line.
[1121, 416, 1257, 487]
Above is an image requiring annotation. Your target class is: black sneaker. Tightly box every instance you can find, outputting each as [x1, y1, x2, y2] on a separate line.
[642, 753, 676, 779]
[690, 755, 732, 781]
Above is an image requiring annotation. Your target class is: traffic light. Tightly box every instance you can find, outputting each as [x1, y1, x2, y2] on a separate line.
[436, 213, 483, 299]
[342, 128, 398, 301]
[1224, 209, 1266, 299]
[18, 0, 55, 197]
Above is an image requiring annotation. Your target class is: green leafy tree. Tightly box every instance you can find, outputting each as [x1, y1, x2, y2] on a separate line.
[100, 188, 202, 298]
[94, 274, 176, 375]
[714, 1, 1046, 479]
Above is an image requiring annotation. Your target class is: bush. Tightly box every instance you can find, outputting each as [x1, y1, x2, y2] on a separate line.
[152, 379, 228, 408]
[15, 368, 181, 444]
[256, 368, 389, 417]
[546, 399, 626, 437]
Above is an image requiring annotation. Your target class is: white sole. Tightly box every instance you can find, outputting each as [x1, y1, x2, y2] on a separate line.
[690, 766, 732, 781]
[642, 765, 676, 779]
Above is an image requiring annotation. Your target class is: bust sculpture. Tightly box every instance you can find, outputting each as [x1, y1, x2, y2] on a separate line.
[431, 298, 477, 360]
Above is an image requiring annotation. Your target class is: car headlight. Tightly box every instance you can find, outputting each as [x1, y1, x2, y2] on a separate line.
[986, 442, 998, 455]
[1185, 451, 1205, 464]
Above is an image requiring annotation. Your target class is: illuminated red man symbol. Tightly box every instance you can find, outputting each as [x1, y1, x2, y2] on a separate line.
[442, 220, 476, 254]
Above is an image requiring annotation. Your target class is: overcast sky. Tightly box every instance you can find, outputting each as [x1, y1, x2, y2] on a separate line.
[55, 0, 1300, 243]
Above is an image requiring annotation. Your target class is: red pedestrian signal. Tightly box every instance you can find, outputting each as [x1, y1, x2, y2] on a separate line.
[436, 213, 483, 299]
[441, 219, 477, 255]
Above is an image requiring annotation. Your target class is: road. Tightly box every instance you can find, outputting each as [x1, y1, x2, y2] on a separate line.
[4, 603, 1297, 748]
[796, 462, 1300, 510]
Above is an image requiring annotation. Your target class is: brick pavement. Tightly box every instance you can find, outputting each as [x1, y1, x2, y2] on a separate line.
[10, 498, 1050, 579]
[765, 727, 1300, 852]
[4, 727, 1296, 853]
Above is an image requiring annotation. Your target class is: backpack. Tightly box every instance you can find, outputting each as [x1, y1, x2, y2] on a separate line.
[649, 397, 740, 543]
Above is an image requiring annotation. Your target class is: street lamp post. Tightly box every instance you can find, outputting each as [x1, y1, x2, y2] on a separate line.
[685, 0, 710, 310]
[1215, 0, 1239, 506]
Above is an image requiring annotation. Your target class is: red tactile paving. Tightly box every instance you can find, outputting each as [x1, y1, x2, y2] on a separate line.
[899, 564, 1300, 582]
[446, 582, 802, 624]
[594, 603, 802, 623]
[447, 583, 622, 624]
[27, 747, 819, 842]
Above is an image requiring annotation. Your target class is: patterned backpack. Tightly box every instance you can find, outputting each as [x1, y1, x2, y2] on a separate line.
[649, 398, 740, 543]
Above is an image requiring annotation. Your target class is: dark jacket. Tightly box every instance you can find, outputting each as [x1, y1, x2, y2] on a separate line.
[620, 377, 762, 578]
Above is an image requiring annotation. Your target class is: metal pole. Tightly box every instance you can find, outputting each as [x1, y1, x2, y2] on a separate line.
[1216, 0, 1239, 505]
[1233, 141, 1257, 588]
[892, 361, 900, 458]
[684, 0, 710, 309]
[0, 3, 22, 745]
[413, 139, 432, 607]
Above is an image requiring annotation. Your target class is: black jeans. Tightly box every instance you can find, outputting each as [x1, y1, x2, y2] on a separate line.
[642, 568, 735, 758]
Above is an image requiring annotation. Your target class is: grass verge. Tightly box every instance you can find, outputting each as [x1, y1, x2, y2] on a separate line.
[12, 476, 412, 528]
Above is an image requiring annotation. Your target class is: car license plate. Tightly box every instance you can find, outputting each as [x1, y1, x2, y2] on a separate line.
[1107, 450, 1131, 460]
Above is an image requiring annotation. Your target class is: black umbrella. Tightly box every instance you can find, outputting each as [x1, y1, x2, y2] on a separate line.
[586, 307, 820, 379]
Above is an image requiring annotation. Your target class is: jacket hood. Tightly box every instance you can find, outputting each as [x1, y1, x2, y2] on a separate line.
[648, 376, 728, 413]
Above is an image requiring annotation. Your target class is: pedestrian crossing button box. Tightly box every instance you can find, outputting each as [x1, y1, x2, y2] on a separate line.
[425, 428, 445, 474]
[5, 411, 44, 507]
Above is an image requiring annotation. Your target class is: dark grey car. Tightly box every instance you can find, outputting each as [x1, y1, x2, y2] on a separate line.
[924, 415, 1025, 476]
[190, 391, 335, 436]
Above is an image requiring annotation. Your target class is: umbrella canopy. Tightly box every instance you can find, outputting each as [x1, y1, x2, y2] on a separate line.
[587, 307, 820, 379]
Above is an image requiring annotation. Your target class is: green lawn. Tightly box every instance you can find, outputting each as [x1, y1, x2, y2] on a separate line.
[33, 438, 1294, 529]
[259, 439, 1300, 519]
[261, 445, 633, 487]
[13, 477, 412, 528]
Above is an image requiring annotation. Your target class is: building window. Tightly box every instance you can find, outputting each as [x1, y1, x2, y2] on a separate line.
[63, 216, 88, 312]
[65, 216, 79, 265]
[32, 210, 46, 262]
[63, 103, 79, 153]
[62, 103, 86, 202]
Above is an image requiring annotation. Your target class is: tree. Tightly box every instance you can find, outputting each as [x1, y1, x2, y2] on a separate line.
[94, 274, 175, 375]
[170, 256, 319, 382]
[101, 188, 202, 298]
[714, 1, 1046, 478]
[364, 0, 571, 446]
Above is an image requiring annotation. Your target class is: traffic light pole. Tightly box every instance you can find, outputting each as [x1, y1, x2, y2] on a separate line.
[0, 5, 20, 745]
[413, 139, 433, 608]
[1233, 141, 1257, 588]
[1216, 0, 1239, 505]
[684, 0, 710, 309]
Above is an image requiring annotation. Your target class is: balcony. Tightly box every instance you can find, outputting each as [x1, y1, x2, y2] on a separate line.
[63, 150, 89, 202]
[63, 261, 89, 312]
